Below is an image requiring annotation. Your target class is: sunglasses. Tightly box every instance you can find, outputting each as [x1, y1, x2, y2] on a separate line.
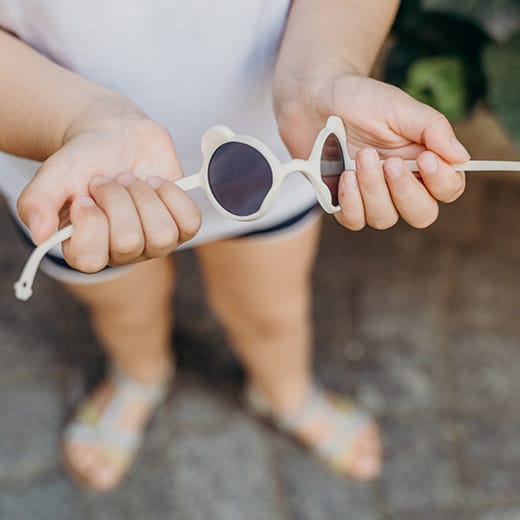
[14, 115, 520, 301]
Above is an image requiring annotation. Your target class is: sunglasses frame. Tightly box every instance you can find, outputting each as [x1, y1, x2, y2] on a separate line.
[175, 115, 349, 220]
[14, 114, 520, 301]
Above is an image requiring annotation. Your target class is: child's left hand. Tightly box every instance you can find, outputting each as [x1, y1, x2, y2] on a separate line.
[273, 67, 471, 231]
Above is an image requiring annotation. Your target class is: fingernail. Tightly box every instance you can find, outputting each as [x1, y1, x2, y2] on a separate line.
[90, 175, 111, 187]
[420, 152, 438, 174]
[342, 170, 359, 190]
[385, 159, 402, 180]
[76, 196, 96, 208]
[358, 149, 380, 170]
[116, 173, 135, 187]
[147, 176, 162, 189]
[451, 138, 471, 160]
[29, 212, 42, 237]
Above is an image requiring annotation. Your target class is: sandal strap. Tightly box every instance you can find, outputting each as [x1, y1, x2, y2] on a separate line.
[244, 381, 373, 466]
[64, 364, 171, 454]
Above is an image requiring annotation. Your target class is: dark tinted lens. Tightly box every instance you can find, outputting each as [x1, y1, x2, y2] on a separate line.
[320, 134, 345, 206]
[208, 142, 273, 217]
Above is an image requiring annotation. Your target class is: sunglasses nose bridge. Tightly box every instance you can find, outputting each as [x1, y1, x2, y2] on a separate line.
[283, 159, 312, 175]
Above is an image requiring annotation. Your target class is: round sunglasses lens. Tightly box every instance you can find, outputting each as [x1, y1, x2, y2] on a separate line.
[320, 134, 345, 206]
[208, 142, 273, 217]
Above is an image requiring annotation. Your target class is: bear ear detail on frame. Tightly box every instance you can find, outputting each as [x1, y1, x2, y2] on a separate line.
[201, 125, 235, 157]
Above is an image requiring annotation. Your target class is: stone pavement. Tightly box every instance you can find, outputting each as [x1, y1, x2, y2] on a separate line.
[1, 124, 520, 519]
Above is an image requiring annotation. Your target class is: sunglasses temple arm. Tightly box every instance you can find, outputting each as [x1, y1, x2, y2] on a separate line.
[14, 173, 203, 301]
[174, 173, 202, 191]
[399, 160, 520, 173]
[14, 225, 73, 301]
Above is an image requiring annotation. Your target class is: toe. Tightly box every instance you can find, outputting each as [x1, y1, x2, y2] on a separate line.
[345, 423, 383, 480]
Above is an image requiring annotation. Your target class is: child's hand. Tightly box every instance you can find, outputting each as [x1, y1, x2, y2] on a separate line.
[17, 95, 201, 272]
[274, 67, 470, 231]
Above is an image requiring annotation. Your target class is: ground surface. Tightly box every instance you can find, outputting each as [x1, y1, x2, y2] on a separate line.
[1, 109, 519, 520]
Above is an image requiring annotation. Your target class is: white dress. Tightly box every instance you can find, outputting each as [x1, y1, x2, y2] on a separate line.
[0, 1, 318, 264]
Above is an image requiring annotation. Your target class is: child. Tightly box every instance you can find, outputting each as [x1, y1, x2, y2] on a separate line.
[0, 0, 469, 491]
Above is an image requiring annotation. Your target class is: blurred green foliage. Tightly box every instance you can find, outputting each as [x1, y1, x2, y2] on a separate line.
[385, 0, 520, 145]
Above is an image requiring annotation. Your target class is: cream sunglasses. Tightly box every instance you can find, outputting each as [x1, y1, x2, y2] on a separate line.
[14, 115, 520, 301]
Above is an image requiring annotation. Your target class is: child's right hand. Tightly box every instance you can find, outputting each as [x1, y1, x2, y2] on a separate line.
[17, 94, 201, 273]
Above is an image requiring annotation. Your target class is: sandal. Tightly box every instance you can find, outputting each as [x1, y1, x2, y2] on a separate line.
[242, 381, 382, 480]
[63, 365, 171, 491]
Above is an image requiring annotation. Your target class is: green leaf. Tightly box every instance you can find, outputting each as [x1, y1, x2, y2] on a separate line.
[403, 56, 469, 122]
[483, 32, 520, 145]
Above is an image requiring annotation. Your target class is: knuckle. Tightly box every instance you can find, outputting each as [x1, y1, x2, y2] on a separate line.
[112, 234, 143, 256]
[369, 213, 399, 230]
[69, 255, 106, 274]
[148, 227, 179, 250]
[336, 212, 365, 231]
[179, 211, 202, 241]
[411, 208, 439, 229]
[439, 182, 465, 203]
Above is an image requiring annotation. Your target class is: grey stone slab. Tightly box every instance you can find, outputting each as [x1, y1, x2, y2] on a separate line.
[0, 328, 61, 383]
[166, 417, 285, 520]
[478, 511, 520, 520]
[392, 509, 520, 520]
[447, 331, 520, 412]
[272, 435, 382, 520]
[448, 251, 520, 333]
[0, 376, 64, 482]
[0, 471, 85, 520]
[166, 374, 243, 429]
[380, 413, 460, 514]
[457, 414, 520, 501]
[358, 269, 445, 349]
[317, 338, 443, 416]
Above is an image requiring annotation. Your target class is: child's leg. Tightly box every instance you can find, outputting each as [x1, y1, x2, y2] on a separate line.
[62, 256, 175, 490]
[196, 219, 382, 480]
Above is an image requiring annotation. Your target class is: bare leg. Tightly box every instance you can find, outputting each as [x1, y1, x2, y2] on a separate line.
[196, 219, 382, 480]
[63, 256, 175, 490]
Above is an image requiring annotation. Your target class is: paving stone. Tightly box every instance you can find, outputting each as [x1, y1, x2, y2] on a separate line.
[0, 376, 64, 482]
[358, 269, 446, 349]
[272, 435, 382, 520]
[448, 251, 520, 333]
[0, 471, 85, 520]
[446, 331, 520, 413]
[380, 413, 460, 514]
[457, 414, 520, 501]
[166, 374, 242, 429]
[318, 337, 443, 416]
[0, 327, 60, 383]
[391, 508, 520, 520]
[166, 417, 285, 520]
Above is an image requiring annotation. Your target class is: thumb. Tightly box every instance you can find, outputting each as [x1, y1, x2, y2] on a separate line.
[17, 161, 68, 244]
[394, 93, 471, 164]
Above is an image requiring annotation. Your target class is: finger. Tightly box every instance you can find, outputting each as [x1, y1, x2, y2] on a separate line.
[356, 149, 399, 230]
[384, 158, 439, 229]
[416, 151, 466, 203]
[117, 174, 180, 258]
[394, 95, 471, 164]
[89, 176, 145, 265]
[17, 155, 68, 244]
[147, 177, 201, 244]
[335, 170, 366, 231]
[61, 196, 109, 273]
